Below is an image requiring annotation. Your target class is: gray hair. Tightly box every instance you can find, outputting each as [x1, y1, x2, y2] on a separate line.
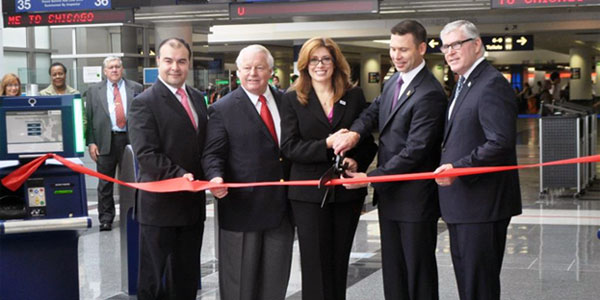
[440, 20, 483, 54]
[440, 20, 480, 40]
[235, 44, 274, 71]
[103, 56, 123, 69]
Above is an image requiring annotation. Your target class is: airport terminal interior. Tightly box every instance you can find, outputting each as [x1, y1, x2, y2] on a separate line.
[1, 0, 600, 299]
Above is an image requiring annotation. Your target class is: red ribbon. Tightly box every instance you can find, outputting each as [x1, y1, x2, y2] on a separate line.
[2, 153, 600, 193]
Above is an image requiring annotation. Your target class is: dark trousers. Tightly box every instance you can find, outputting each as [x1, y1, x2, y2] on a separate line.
[379, 214, 439, 300]
[96, 132, 128, 224]
[137, 221, 204, 300]
[218, 213, 294, 300]
[291, 199, 363, 300]
[446, 218, 511, 300]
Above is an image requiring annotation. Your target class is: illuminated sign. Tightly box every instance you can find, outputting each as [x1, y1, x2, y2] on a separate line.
[491, 0, 600, 9]
[15, 0, 111, 13]
[427, 35, 534, 53]
[230, 0, 378, 20]
[4, 9, 134, 27]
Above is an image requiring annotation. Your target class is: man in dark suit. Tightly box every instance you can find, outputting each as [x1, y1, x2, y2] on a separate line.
[128, 38, 207, 300]
[202, 44, 293, 300]
[86, 56, 143, 231]
[433, 20, 522, 300]
[334, 20, 447, 300]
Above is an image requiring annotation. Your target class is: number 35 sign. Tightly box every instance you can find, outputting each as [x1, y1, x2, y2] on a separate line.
[16, 0, 112, 13]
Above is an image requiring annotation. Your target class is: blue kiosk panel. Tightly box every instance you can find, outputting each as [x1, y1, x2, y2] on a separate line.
[0, 95, 90, 300]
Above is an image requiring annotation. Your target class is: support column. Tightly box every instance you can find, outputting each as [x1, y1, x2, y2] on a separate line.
[274, 57, 292, 90]
[155, 23, 193, 85]
[120, 26, 139, 81]
[569, 46, 593, 101]
[360, 53, 381, 102]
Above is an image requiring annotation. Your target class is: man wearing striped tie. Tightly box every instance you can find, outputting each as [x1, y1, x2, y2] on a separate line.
[128, 38, 208, 300]
[85, 56, 143, 232]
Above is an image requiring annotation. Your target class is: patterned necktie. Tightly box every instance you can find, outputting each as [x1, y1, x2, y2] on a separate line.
[448, 76, 465, 119]
[391, 76, 404, 112]
[176, 88, 197, 129]
[113, 83, 126, 129]
[258, 95, 278, 144]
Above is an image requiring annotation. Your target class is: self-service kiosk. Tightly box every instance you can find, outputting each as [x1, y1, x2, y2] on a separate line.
[0, 95, 91, 300]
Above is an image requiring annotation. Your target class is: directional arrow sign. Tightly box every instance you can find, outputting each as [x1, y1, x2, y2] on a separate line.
[512, 35, 533, 50]
[428, 38, 439, 48]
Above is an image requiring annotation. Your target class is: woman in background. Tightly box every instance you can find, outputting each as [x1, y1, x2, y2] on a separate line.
[40, 62, 79, 95]
[0, 73, 22, 96]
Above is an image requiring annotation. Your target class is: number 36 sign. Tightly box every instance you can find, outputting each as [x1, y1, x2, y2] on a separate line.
[16, 0, 112, 13]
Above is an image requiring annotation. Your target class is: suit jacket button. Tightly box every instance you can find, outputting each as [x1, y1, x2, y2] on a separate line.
[442, 148, 446, 152]
[279, 157, 283, 162]
[280, 179, 285, 182]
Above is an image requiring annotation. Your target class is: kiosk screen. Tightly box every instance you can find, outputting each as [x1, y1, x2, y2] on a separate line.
[5, 110, 64, 154]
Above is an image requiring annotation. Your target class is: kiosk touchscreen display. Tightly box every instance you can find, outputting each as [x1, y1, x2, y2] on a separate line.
[5, 110, 64, 154]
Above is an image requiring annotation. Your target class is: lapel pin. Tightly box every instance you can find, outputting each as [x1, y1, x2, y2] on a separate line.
[339, 100, 346, 106]
[406, 90, 412, 97]
[468, 81, 472, 87]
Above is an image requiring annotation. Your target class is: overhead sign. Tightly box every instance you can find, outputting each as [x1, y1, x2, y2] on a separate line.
[427, 35, 534, 53]
[481, 35, 534, 51]
[491, 0, 600, 9]
[230, 0, 378, 20]
[4, 9, 134, 27]
[15, 0, 111, 13]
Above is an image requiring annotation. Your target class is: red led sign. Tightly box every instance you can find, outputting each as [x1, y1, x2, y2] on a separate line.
[491, 0, 600, 9]
[4, 9, 134, 27]
[230, 0, 378, 20]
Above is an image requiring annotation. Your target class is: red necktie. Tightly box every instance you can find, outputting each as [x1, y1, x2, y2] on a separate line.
[113, 83, 126, 128]
[258, 95, 278, 144]
[177, 88, 197, 129]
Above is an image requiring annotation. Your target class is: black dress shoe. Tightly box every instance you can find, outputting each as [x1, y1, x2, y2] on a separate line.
[99, 223, 112, 231]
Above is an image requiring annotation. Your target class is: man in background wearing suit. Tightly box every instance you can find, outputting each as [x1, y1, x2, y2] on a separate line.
[434, 20, 522, 300]
[128, 38, 207, 300]
[202, 44, 293, 300]
[334, 20, 447, 300]
[86, 56, 143, 231]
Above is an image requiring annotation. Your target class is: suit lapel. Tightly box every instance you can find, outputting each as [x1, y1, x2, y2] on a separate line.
[331, 96, 347, 129]
[307, 89, 332, 128]
[124, 79, 135, 115]
[155, 80, 197, 130]
[381, 68, 425, 130]
[443, 60, 488, 143]
[381, 72, 400, 122]
[98, 81, 110, 118]
[235, 87, 279, 146]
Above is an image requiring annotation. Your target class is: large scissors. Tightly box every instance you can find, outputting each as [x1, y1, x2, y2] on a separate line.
[318, 155, 348, 208]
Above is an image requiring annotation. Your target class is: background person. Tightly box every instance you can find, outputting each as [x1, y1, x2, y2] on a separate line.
[280, 37, 377, 300]
[85, 56, 143, 231]
[0, 73, 22, 96]
[40, 62, 80, 95]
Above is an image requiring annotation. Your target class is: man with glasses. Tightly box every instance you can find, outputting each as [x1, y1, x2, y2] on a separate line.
[203, 44, 293, 300]
[85, 56, 143, 231]
[334, 20, 447, 300]
[434, 20, 522, 300]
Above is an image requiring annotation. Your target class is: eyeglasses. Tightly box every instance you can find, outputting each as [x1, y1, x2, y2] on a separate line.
[6, 84, 20, 88]
[440, 38, 474, 53]
[309, 57, 333, 66]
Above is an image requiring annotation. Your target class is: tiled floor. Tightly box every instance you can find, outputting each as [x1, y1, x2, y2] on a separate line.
[78, 118, 600, 299]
